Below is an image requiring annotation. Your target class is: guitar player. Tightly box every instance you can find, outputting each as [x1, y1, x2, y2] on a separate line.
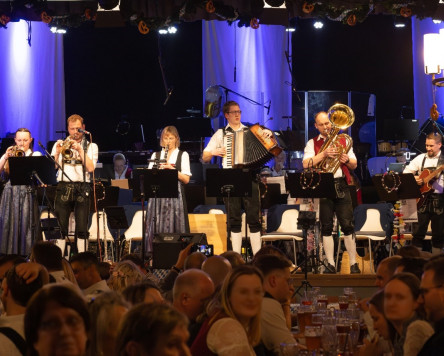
[403, 132, 444, 254]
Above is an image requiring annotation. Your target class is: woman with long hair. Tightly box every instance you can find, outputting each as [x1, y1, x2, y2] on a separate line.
[0, 128, 41, 255]
[384, 272, 434, 356]
[191, 265, 264, 356]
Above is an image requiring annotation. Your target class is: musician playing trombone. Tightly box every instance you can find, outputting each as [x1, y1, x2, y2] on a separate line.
[0, 128, 41, 255]
[51, 114, 98, 254]
[302, 111, 361, 274]
[202, 100, 272, 256]
[403, 132, 444, 255]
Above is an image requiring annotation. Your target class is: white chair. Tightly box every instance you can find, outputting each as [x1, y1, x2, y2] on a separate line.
[260, 209, 303, 264]
[123, 210, 144, 253]
[338, 208, 387, 274]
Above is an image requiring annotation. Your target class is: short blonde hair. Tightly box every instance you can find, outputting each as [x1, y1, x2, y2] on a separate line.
[67, 114, 84, 125]
[160, 126, 180, 148]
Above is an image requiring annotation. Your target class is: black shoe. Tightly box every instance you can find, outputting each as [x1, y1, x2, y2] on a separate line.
[323, 263, 336, 274]
[350, 263, 361, 274]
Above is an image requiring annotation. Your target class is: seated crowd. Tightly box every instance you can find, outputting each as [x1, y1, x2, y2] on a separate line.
[1, 241, 444, 356]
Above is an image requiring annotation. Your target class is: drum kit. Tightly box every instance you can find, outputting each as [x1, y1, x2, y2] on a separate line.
[377, 140, 409, 157]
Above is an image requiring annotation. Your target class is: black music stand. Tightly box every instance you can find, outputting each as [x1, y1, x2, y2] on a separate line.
[205, 168, 252, 253]
[9, 156, 58, 252]
[287, 172, 335, 293]
[104, 206, 129, 261]
[132, 169, 178, 261]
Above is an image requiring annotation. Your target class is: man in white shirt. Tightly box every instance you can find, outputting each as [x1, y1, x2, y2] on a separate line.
[51, 114, 98, 253]
[404, 132, 444, 254]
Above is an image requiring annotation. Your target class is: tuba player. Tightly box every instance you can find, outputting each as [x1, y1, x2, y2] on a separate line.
[302, 111, 360, 274]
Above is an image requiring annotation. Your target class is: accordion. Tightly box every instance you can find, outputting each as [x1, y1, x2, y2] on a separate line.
[222, 124, 282, 169]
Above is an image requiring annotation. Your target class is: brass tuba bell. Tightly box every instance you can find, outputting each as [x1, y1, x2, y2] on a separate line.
[317, 103, 355, 174]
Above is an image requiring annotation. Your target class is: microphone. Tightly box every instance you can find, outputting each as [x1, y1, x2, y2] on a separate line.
[267, 100, 271, 115]
[78, 128, 91, 135]
[163, 87, 174, 106]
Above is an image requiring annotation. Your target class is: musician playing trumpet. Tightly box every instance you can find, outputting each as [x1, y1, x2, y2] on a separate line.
[0, 128, 41, 255]
[403, 132, 444, 254]
[202, 100, 273, 255]
[303, 111, 360, 274]
[51, 114, 98, 254]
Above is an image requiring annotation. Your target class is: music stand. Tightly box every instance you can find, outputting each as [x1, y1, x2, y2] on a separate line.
[104, 206, 129, 261]
[205, 168, 252, 253]
[287, 172, 335, 293]
[372, 174, 421, 201]
[132, 169, 178, 261]
[9, 156, 58, 248]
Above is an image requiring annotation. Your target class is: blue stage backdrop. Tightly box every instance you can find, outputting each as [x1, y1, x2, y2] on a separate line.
[202, 21, 292, 133]
[0, 21, 65, 152]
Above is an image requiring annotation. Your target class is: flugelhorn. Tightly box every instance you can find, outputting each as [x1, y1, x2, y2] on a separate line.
[10, 146, 25, 157]
[317, 103, 354, 174]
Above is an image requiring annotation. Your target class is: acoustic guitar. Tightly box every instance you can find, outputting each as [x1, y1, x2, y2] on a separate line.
[417, 164, 444, 208]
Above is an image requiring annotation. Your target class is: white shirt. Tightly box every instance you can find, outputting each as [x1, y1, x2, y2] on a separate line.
[51, 141, 99, 182]
[147, 147, 192, 176]
[303, 134, 357, 179]
[403, 152, 444, 193]
[114, 166, 129, 179]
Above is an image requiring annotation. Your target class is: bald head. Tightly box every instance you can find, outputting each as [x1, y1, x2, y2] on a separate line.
[201, 256, 232, 288]
[184, 252, 207, 270]
[375, 255, 402, 289]
[172, 269, 214, 321]
[220, 251, 245, 268]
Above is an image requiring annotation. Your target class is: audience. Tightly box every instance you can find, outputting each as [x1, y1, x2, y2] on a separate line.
[107, 260, 146, 292]
[418, 255, 444, 355]
[375, 255, 402, 290]
[394, 257, 427, 280]
[97, 261, 111, 280]
[31, 242, 71, 283]
[201, 255, 232, 289]
[384, 272, 434, 356]
[116, 303, 191, 356]
[122, 281, 164, 305]
[191, 265, 264, 355]
[184, 251, 207, 270]
[70, 252, 110, 300]
[25, 284, 90, 356]
[253, 254, 295, 354]
[220, 251, 245, 268]
[87, 291, 130, 356]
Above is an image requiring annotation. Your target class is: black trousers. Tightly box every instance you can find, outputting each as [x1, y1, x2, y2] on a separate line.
[412, 194, 444, 249]
[319, 178, 354, 236]
[223, 180, 262, 233]
[54, 182, 90, 239]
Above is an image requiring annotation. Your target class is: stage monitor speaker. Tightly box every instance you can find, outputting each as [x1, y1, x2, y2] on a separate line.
[152, 233, 207, 269]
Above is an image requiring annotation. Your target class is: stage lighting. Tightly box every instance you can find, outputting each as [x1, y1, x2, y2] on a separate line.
[50, 26, 67, 34]
[313, 21, 323, 29]
[394, 17, 408, 28]
[265, 0, 285, 7]
[167, 26, 177, 34]
[158, 26, 177, 35]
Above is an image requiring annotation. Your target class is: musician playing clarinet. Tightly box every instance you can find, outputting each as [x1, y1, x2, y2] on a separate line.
[403, 132, 444, 254]
[202, 100, 272, 255]
[303, 111, 360, 274]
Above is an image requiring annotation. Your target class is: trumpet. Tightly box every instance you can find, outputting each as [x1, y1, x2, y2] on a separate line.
[60, 137, 75, 160]
[317, 103, 354, 174]
[10, 146, 25, 157]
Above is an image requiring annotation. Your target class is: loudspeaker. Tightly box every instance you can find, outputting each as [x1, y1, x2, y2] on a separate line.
[152, 233, 207, 269]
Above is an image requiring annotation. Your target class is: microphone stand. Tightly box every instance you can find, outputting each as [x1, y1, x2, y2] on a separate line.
[218, 85, 271, 116]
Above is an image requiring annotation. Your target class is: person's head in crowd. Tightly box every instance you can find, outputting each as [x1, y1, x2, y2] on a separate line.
[107, 260, 145, 292]
[173, 269, 214, 321]
[394, 257, 427, 280]
[61, 259, 78, 285]
[184, 252, 207, 270]
[70, 252, 102, 290]
[31, 242, 63, 272]
[116, 303, 190, 356]
[260, 167, 271, 183]
[201, 255, 232, 288]
[375, 255, 402, 290]
[121, 253, 147, 275]
[1, 262, 46, 315]
[273, 151, 286, 173]
[97, 261, 111, 280]
[253, 254, 293, 303]
[209, 265, 264, 347]
[368, 290, 394, 341]
[420, 255, 444, 323]
[123, 281, 164, 306]
[113, 153, 128, 176]
[384, 272, 422, 333]
[220, 251, 245, 268]
[25, 284, 90, 356]
[397, 245, 421, 258]
[0, 254, 26, 282]
[251, 244, 290, 265]
[88, 291, 130, 356]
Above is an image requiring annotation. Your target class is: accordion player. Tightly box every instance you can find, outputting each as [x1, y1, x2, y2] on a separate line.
[222, 124, 282, 169]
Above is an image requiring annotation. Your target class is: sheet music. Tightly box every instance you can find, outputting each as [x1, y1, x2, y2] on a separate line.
[400, 199, 418, 223]
[299, 197, 320, 219]
[265, 176, 286, 194]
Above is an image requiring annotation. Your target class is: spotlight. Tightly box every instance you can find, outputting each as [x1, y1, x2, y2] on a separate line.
[158, 28, 167, 35]
[50, 26, 67, 34]
[433, 19, 442, 24]
[394, 16, 409, 28]
[313, 21, 324, 29]
[264, 0, 285, 7]
[286, 28, 295, 32]
[158, 26, 178, 35]
[167, 26, 177, 34]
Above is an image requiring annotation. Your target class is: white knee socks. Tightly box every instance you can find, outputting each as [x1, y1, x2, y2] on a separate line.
[230, 232, 242, 254]
[343, 234, 357, 265]
[323, 235, 335, 266]
[249, 232, 262, 255]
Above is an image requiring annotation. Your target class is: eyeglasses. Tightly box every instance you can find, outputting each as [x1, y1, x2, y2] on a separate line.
[419, 284, 444, 295]
[228, 110, 242, 115]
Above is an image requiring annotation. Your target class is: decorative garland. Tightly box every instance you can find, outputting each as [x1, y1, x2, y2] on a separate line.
[392, 201, 405, 245]
[381, 171, 401, 193]
[300, 169, 322, 190]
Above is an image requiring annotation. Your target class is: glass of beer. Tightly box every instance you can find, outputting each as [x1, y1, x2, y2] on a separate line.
[304, 326, 322, 352]
[338, 295, 349, 311]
